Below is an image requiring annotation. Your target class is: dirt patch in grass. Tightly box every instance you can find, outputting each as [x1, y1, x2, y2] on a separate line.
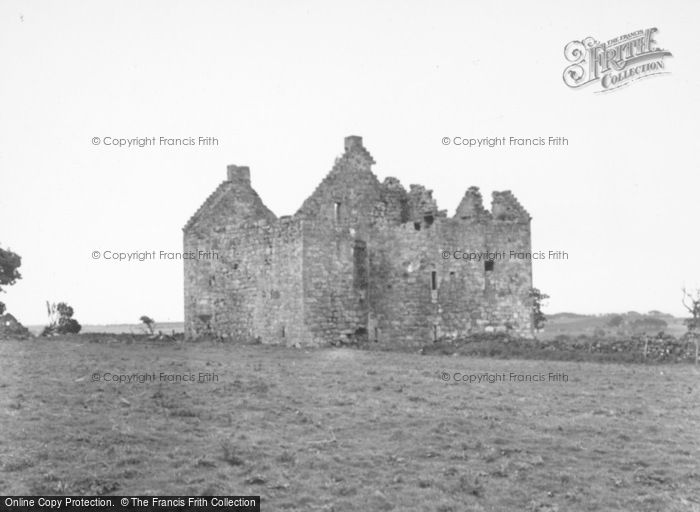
[0, 337, 699, 511]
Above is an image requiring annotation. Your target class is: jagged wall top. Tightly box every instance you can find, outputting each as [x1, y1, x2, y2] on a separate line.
[455, 186, 489, 220]
[184, 136, 530, 232]
[491, 190, 531, 221]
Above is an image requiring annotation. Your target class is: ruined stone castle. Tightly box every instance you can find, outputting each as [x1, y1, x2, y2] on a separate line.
[183, 136, 533, 345]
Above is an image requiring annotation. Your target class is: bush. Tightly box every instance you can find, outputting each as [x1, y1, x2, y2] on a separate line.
[529, 288, 549, 331]
[140, 315, 155, 334]
[59, 317, 81, 334]
[607, 315, 624, 328]
[42, 301, 81, 336]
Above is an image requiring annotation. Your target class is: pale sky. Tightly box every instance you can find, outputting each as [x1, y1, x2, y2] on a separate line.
[1, 0, 698, 325]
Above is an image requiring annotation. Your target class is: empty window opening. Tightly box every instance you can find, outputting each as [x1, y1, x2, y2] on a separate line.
[334, 202, 341, 222]
[208, 276, 216, 287]
[485, 260, 495, 272]
[424, 214, 434, 226]
[449, 271, 455, 277]
[432, 324, 438, 342]
[431, 271, 438, 290]
[374, 327, 379, 343]
[281, 326, 286, 338]
[414, 222, 421, 231]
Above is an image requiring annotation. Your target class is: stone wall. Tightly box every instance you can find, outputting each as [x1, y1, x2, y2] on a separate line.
[183, 164, 309, 343]
[294, 137, 380, 344]
[183, 136, 534, 345]
[184, 218, 308, 342]
[366, 208, 532, 347]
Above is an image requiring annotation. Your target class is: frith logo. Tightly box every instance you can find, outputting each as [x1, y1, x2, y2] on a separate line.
[563, 28, 672, 93]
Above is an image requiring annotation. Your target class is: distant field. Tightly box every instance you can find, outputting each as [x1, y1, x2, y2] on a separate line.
[541, 313, 688, 339]
[1, 337, 698, 511]
[23, 312, 688, 340]
[25, 322, 185, 336]
[23, 312, 688, 339]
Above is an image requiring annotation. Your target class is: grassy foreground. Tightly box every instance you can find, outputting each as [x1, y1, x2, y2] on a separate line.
[1, 336, 699, 511]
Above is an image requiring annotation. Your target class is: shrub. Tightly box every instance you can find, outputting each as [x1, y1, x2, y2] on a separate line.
[58, 317, 81, 334]
[42, 301, 81, 336]
[529, 288, 549, 331]
[140, 315, 155, 334]
[607, 315, 624, 328]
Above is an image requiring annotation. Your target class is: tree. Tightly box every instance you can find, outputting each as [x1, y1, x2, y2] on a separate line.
[42, 301, 81, 336]
[630, 316, 667, 334]
[140, 315, 156, 334]
[529, 287, 550, 331]
[682, 288, 700, 331]
[607, 314, 624, 328]
[682, 287, 700, 364]
[0, 246, 22, 291]
[0, 246, 22, 316]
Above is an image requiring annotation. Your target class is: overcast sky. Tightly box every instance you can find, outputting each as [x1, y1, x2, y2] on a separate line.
[1, 0, 698, 325]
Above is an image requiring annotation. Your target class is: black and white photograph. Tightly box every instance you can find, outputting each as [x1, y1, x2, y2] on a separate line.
[1, 1, 699, 511]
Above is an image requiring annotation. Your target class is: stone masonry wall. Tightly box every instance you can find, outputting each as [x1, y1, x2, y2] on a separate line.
[295, 136, 380, 345]
[184, 165, 311, 344]
[184, 218, 308, 343]
[366, 211, 532, 347]
[184, 136, 534, 345]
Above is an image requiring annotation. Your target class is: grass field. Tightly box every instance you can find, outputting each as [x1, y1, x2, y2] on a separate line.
[1, 337, 699, 511]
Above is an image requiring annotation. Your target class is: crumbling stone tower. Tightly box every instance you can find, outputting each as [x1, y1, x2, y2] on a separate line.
[183, 136, 533, 345]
